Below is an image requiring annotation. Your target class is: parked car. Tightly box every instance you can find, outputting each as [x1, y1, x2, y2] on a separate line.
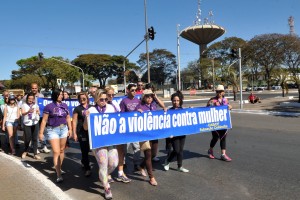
[272, 85, 282, 90]
[256, 85, 267, 91]
[245, 86, 253, 91]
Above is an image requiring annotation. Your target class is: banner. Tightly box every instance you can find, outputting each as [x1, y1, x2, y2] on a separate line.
[87, 106, 232, 149]
[37, 95, 141, 117]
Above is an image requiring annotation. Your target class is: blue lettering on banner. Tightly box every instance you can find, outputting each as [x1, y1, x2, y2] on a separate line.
[88, 106, 232, 149]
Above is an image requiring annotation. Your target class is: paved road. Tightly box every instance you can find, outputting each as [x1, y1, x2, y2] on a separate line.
[2, 111, 299, 200]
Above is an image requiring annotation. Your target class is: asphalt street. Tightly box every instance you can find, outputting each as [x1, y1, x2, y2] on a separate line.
[13, 111, 300, 200]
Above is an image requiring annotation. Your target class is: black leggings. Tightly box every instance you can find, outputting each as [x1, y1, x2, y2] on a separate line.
[23, 124, 39, 155]
[167, 136, 186, 168]
[78, 132, 91, 170]
[210, 130, 227, 150]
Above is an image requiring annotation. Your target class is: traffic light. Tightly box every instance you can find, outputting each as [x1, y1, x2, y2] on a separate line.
[230, 49, 238, 58]
[38, 52, 44, 61]
[148, 26, 155, 40]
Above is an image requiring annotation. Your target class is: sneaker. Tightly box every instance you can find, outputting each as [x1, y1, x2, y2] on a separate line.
[104, 188, 113, 200]
[116, 174, 131, 183]
[177, 167, 189, 173]
[37, 149, 40, 154]
[208, 149, 215, 159]
[221, 154, 232, 162]
[152, 156, 160, 162]
[163, 160, 170, 171]
[85, 170, 91, 177]
[56, 176, 63, 183]
[41, 146, 51, 153]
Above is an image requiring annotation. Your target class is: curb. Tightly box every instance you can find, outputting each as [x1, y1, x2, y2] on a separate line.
[0, 152, 72, 200]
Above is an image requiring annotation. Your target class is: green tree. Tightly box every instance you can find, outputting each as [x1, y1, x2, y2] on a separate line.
[72, 54, 138, 88]
[137, 49, 177, 85]
[246, 34, 285, 90]
[281, 34, 300, 102]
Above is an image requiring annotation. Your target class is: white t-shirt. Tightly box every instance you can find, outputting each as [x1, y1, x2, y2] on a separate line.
[22, 103, 40, 126]
[5, 105, 19, 122]
[88, 104, 115, 114]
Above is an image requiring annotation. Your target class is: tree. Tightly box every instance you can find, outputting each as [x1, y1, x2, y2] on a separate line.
[281, 34, 300, 102]
[246, 34, 285, 90]
[12, 56, 80, 90]
[72, 54, 138, 88]
[137, 49, 177, 84]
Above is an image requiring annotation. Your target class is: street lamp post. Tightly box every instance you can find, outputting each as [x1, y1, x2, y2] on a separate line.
[144, 0, 150, 83]
[177, 24, 181, 91]
[38, 52, 85, 91]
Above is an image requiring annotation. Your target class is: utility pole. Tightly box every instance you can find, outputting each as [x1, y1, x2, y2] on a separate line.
[177, 24, 181, 91]
[238, 48, 243, 109]
[144, 0, 150, 83]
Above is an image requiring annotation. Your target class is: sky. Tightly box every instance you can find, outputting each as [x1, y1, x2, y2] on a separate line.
[0, 0, 299, 81]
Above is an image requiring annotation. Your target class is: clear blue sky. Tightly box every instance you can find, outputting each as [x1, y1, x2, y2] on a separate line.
[0, 0, 299, 80]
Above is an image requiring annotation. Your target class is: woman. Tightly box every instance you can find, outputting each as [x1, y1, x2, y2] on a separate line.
[72, 92, 92, 177]
[144, 83, 166, 162]
[136, 89, 159, 186]
[163, 91, 189, 172]
[83, 90, 118, 200]
[2, 95, 20, 155]
[105, 86, 130, 184]
[207, 85, 232, 162]
[39, 89, 72, 183]
[21, 93, 41, 159]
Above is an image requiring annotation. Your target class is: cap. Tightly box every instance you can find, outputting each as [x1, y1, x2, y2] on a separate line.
[8, 95, 15, 100]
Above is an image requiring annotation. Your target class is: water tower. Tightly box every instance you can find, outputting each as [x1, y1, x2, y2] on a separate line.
[180, 0, 225, 57]
[180, 0, 225, 88]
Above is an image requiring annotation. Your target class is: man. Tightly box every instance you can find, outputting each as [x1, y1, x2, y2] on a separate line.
[116, 83, 142, 183]
[135, 81, 144, 95]
[24, 83, 51, 153]
[248, 92, 261, 104]
[88, 87, 97, 99]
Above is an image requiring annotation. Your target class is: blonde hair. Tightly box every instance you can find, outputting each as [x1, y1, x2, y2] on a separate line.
[94, 89, 106, 102]
[105, 86, 115, 94]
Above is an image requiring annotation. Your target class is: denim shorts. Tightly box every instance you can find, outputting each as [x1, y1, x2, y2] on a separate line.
[5, 121, 19, 127]
[45, 124, 68, 140]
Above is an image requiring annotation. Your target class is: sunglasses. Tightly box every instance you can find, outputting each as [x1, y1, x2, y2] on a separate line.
[80, 98, 87, 101]
[138, 84, 143, 86]
[99, 98, 108, 102]
[130, 89, 136, 92]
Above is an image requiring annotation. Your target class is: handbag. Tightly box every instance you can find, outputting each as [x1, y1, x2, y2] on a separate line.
[139, 141, 151, 151]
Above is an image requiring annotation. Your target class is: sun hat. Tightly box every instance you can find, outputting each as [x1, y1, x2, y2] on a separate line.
[216, 85, 225, 91]
[142, 89, 154, 98]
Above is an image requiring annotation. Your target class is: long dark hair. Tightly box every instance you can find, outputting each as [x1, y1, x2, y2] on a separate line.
[26, 92, 35, 104]
[171, 91, 184, 107]
[51, 89, 62, 102]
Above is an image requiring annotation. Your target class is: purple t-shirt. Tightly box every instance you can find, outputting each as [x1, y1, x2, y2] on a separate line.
[135, 102, 157, 112]
[43, 102, 69, 127]
[119, 97, 140, 112]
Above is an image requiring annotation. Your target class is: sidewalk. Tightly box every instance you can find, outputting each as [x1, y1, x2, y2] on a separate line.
[0, 151, 71, 200]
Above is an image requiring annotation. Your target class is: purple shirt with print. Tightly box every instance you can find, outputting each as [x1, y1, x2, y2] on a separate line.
[135, 102, 157, 112]
[119, 97, 140, 112]
[43, 102, 69, 127]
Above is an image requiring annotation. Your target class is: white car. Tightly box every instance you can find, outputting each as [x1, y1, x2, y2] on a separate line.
[272, 85, 282, 90]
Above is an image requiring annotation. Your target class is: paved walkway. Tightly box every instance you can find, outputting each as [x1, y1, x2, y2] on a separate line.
[0, 93, 299, 200]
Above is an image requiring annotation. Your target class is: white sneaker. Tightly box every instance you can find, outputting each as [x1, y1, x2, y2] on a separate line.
[178, 167, 189, 173]
[41, 146, 51, 153]
[37, 149, 40, 154]
[163, 160, 170, 171]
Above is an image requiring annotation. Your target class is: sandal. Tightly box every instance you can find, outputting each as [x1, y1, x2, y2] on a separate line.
[149, 177, 158, 186]
[139, 168, 147, 177]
